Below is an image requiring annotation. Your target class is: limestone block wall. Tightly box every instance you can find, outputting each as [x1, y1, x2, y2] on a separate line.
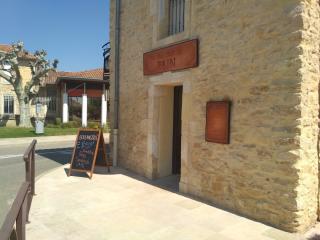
[298, 0, 320, 228]
[109, 0, 320, 232]
[110, 0, 154, 176]
[181, 0, 320, 232]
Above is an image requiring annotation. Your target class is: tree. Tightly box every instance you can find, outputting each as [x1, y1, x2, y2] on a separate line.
[0, 42, 58, 127]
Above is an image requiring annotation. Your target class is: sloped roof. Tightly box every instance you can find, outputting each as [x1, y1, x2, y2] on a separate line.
[0, 44, 36, 60]
[0, 44, 12, 52]
[44, 68, 104, 84]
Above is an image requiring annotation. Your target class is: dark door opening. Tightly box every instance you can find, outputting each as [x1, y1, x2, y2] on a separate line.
[172, 86, 182, 175]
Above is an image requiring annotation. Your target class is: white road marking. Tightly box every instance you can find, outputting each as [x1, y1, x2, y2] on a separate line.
[0, 150, 72, 159]
[0, 154, 23, 159]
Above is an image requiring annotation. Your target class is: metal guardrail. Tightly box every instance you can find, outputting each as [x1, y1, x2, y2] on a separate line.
[23, 139, 37, 218]
[0, 139, 37, 240]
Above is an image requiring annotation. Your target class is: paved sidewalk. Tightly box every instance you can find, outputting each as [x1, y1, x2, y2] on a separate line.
[25, 165, 315, 240]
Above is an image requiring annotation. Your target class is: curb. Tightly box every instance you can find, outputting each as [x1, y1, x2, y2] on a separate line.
[0, 135, 77, 146]
[0, 133, 110, 146]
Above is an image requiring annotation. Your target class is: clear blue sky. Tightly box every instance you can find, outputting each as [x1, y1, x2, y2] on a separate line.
[0, 0, 109, 72]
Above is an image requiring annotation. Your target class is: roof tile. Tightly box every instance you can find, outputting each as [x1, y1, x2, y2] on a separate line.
[0, 44, 36, 60]
[44, 68, 104, 84]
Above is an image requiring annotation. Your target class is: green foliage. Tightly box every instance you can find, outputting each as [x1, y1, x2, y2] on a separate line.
[61, 121, 81, 128]
[87, 121, 100, 129]
[103, 121, 110, 133]
[86, 121, 110, 133]
[0, 127, 78, 138]
[55, 118, 62, 125]
[48, 119, 110, 133]
[46, 123, 60, 128]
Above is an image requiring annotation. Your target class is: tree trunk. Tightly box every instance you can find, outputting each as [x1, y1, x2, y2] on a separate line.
[18, 96, 32, 128]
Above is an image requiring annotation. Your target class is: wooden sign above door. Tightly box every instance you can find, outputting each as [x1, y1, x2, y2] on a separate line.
[205, 101, 231, 144]
[143, 39, 198, 76]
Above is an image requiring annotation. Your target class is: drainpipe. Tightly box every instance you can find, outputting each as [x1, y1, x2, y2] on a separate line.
[113, 0, 121, 167]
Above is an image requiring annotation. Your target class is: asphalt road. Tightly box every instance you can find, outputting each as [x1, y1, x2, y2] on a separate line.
[0, 140, 75, 226]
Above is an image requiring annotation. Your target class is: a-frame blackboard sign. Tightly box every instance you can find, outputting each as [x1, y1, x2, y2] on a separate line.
[68, 128, 110, 179]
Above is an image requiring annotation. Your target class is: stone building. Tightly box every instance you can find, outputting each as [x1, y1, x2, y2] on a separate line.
[0, 44, 38, 126]
[109, 0, 320, 233]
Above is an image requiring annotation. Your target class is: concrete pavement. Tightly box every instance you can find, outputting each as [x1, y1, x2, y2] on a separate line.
[0, 134, 110, 226]
[0, 137, 76, 226]
[26, 165, 315, 240]
[2, 134, 320, 239]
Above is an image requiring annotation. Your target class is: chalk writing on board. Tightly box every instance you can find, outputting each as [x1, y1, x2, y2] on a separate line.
[69, 128, 109, 179]
[71, 130, 99, 171]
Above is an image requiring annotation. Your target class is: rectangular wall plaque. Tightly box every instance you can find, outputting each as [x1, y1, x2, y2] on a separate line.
[143, 39, 198, 76]
[205, 101, 231, 144]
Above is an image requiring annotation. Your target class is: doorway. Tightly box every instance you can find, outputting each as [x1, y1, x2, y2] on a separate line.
[172, 86, 182, 175]
[152, 85, 183, 179]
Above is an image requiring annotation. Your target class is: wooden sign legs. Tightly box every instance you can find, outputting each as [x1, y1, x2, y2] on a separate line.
[96, 132, 110, 173]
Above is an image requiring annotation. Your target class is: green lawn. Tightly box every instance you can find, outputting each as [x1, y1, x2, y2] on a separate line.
[0, 127, 79, 138]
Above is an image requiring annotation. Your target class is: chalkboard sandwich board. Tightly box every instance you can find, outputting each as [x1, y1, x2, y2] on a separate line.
[68, 128, 110, 179]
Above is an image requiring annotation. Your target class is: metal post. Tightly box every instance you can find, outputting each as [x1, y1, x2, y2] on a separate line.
[113, 0, 121, 167]
[31, 147, 35, 195]
[16, 195, 27, 240]
[24, 157, 30, 183]
[0, 183, 30, 240]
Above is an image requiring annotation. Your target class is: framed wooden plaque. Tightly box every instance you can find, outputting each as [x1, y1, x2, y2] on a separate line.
[205, 101, 231, 144]
[143, 39, 198, 75]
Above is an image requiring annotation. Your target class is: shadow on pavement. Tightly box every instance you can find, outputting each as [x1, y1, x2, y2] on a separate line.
[36, 148, 73, 165]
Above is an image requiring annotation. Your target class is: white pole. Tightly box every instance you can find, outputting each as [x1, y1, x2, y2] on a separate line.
[101, 84, 107, 126]
[62, 83, 69, 123]
[82, 94, 88, 127]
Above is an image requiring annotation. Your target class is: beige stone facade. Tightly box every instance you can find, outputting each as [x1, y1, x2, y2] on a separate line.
[0, 63, 48, 126]
[0, 78, 20, 126]
[109, 0, 320, 232]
